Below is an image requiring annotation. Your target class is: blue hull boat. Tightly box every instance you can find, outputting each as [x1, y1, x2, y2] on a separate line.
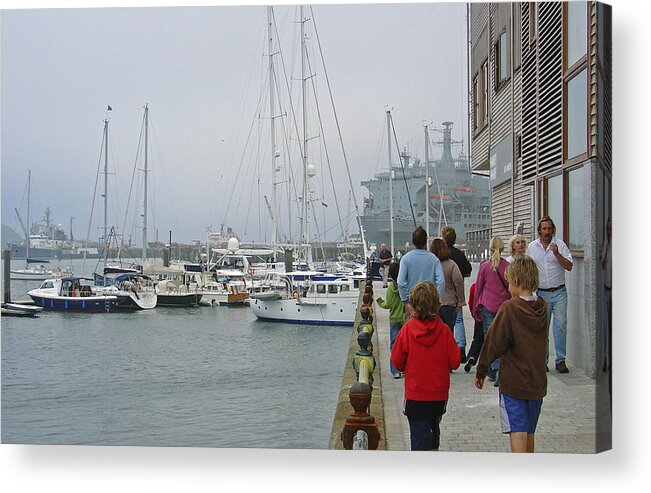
[28, 277, 118, 313]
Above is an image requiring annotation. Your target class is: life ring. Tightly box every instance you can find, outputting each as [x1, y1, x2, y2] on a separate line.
[292, 290, 299, 299]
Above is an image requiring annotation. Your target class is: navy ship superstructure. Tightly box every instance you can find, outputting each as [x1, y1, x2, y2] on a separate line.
[361, 122, 490, 250]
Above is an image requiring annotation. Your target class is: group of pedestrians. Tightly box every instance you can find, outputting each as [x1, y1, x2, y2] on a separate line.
[375, 216, 575, 452]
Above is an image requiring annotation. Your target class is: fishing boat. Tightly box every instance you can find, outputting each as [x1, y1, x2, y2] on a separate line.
[249, 272, 358, 325]
[28, 277, 118, 312]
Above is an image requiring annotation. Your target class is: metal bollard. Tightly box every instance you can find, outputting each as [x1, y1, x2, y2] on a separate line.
[3, 249, 11, 304]
[361, 293, 373, 323]
[341, 381, 380, 450]
[353, 331, 376, 388]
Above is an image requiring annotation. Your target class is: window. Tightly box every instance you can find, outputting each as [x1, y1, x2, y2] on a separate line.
[566, 68, 588, 159]
[563, 2, 588, 162]
[566, 1, 587, 69]
[328, 284, 338, 294]
[473, 74, 480, 130]
[567, 167, 585, 249]
[540, 166, 587, 251]
[482, 60, 489, 124]
[495, 31, 509, 87]
[547, 174, 564, 237]
[316, 284, 326, 294]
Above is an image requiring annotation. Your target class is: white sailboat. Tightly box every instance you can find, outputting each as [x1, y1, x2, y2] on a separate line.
[90, 109, 157, 310]
[248, 6, 365, 326]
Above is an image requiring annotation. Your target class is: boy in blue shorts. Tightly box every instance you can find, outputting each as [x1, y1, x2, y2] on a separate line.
[474, 256, 548, 453]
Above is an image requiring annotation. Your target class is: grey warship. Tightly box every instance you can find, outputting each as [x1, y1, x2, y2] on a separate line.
[361, 122, 490, 251]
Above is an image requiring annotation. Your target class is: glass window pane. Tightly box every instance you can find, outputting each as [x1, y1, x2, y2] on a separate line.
[482, 62, 488, 121]
[568, 167, 585, 249]
[547, 174, 563, 239]
[567, 1, 587, 68]
[500, 32, 508, 80]
[567, 69, 587, 158]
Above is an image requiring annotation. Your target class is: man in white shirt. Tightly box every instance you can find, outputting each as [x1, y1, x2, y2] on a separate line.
[526, 216, 573, 373]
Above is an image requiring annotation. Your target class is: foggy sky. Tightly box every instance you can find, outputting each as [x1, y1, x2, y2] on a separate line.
[2, 1, 470, 244]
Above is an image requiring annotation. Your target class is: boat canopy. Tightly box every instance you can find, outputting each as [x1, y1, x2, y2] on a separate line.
[114, 273, 152, 282]
[26, 258, 50, 264]
[103, 266, 140, 275]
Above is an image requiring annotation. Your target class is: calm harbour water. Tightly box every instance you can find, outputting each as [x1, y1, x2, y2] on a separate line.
[1, 259, 350, 449]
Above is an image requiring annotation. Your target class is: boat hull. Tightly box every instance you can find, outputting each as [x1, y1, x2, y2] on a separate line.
[1, 303, 44, 317]
[155, 293, 202, 307]
[28, 294, 118, 312]
[10, 270, 52, 281]
[200, 290, 249, 306]
[249, 297, 357, 326]
[114, 292, 157, 310]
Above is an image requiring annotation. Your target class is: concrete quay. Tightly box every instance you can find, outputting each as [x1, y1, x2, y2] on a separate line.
[330, 283, 611, 453]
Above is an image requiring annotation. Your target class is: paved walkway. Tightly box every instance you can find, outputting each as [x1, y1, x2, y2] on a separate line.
[373, 283, 611, 453]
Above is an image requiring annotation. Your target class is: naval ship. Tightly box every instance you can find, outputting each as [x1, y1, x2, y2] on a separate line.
[361, 122, 490, 251]
[8, 207, 102, 260]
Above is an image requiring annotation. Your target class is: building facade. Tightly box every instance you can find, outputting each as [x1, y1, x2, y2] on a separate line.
[468, 2, 611, 378]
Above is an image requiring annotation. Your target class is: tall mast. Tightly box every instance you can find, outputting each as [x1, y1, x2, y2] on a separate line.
[424, 122, 430, 245]
[386, 109, 394, 254]
[26, 170, 31, 260]
[103, 118, 109, 269]
[143, 104, 149, 262]
[268, 7, 278, 261]
[300, 4, 309, 263]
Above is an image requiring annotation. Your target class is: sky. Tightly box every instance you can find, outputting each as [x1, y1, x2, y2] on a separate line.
[1, 0, 470, 245]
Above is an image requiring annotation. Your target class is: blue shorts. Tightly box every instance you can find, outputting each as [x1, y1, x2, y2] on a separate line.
[499, 393, 543, 434]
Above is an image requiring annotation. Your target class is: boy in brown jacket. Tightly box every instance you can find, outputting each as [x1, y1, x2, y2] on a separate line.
[474, 256, 548, 453]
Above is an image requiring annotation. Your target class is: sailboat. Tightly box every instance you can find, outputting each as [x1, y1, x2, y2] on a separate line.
[89, 109, 157, 310]
[248, 6, 365, 326]
[10, 171, 73, 281]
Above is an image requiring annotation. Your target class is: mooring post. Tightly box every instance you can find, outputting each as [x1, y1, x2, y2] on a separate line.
[3, 249, 11, 304]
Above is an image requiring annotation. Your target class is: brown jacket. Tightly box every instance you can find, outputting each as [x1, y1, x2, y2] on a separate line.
[476, 296, 548, 399]
[440, 259, 466, 308]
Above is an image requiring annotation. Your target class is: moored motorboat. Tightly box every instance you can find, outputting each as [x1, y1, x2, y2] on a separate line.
[154, 279, 203, 307]
[249, 273, 358, 326]
[28, 277, 118, 312]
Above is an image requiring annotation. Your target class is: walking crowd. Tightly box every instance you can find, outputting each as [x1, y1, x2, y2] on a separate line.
[375, 217, 577, 453]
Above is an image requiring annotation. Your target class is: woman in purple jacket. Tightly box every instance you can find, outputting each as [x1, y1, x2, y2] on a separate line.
[475, 236, 511, 382]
